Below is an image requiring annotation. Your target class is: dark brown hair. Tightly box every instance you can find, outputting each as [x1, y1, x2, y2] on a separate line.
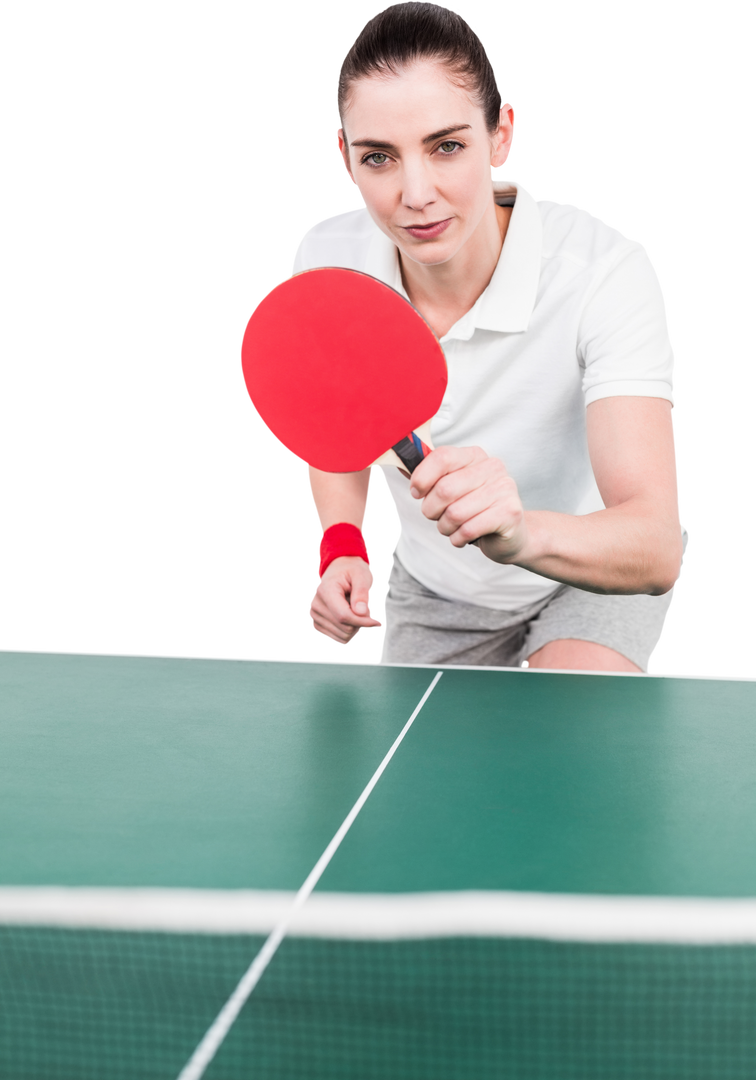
[338, 4, 501, 134]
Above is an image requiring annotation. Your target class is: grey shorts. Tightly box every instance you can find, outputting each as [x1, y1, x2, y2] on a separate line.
[381, 545, 684, 672]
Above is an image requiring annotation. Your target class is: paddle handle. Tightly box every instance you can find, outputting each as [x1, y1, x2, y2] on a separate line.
[388, 429, 477, 548]
[391, 432, 433, 474]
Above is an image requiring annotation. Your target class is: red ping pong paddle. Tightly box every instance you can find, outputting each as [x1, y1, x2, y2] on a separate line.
[241, 267, 447, 474]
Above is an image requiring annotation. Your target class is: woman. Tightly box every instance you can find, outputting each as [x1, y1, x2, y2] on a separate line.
[301, 3, 683, 672]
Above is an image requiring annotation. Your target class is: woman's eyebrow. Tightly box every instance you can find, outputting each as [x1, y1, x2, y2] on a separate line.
[350, 124, 472, 151]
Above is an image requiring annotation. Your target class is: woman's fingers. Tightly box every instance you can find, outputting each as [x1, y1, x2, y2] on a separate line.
[310, 557, 381, 643]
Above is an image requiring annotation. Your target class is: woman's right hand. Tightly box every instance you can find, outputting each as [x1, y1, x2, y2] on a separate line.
[310, 556, 381, 643]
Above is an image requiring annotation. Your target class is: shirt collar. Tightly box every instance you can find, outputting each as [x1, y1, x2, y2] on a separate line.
[362, 180, 543, 341]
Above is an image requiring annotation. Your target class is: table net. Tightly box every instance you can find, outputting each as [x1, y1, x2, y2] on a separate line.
[2, 907, 756, 1079]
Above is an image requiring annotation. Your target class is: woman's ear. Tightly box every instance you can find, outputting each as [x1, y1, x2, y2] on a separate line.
[338, 129, 356, 183]
[491, 105, 514, 168]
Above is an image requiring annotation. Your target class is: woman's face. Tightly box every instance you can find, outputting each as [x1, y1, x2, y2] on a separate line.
[339, 61, 512, 268]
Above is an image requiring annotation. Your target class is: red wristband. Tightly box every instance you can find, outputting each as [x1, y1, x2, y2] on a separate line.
[319, 523, 369, 577]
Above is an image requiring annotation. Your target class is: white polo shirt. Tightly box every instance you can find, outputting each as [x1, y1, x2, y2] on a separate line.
[293, 182, 674, 611]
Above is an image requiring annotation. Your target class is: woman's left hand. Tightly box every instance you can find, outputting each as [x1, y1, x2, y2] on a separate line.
[409, 446, 529, 563]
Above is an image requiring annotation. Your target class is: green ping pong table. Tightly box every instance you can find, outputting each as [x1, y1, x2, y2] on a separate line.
[1, 651, 756, 1079]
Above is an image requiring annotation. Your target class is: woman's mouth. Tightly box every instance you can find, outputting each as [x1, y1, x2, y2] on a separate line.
[402, 218, 453, 240]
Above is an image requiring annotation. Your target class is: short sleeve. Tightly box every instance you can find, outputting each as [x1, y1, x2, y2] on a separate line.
[578, 246, 674, 406]
[292, 237, 309, 276]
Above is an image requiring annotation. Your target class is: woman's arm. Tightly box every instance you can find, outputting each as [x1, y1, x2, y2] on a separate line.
[410, 397, 683, 595]
[304, 462, 384, 643]
[519, 397, 682, 593]
[310, 466, 371, 530]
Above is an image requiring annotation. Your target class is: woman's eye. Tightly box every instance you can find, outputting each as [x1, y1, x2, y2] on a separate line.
[360, 143, 460, 168]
